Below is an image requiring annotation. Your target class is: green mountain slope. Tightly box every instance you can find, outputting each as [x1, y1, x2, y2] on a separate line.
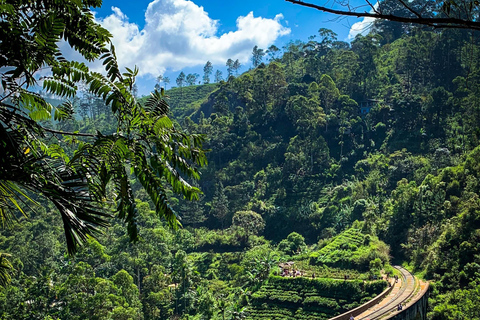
[139, 83, 218, 119]
[2, 15, 480, 320]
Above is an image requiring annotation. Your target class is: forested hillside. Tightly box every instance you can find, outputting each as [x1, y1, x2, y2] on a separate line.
[166, 24, 480, 319]
[2, 1, 480, 319]
[177, 27, 480, 246]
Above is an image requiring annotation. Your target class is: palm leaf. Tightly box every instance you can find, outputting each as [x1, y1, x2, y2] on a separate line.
[0, 180, 36, 227]
[0, 253, 12, 287]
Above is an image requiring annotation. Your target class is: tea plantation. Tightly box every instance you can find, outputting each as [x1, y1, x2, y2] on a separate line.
[309, 227, 390, 271]
[246, 276, 386, 320]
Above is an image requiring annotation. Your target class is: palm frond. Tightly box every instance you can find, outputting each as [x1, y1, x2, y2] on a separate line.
[0, 180, 36, 226]
[0, 253, 13, 287]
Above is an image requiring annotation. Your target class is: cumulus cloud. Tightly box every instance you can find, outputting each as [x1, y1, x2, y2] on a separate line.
[347, 3, 378, 41]
[347, 17, 376, 40]
[93, 0, 290, 77]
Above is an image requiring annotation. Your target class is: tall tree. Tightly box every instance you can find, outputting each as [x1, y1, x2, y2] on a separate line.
[266, 45, 280, 61]
[226, 59, 235, 77]
[233, 59, 242, 76]
[163, 77, 170, 89]
[193, 73, 200, 84]
[203, 61, 213, 84]
[215, 70, 223, 83]
[176, 72, 186, 88]
[252, 45, 265, 68]
[210, 182, 229, 228]
[186, 73, 199, 86]
[186, 74, 195, 86]
[156, 75, 164, 91]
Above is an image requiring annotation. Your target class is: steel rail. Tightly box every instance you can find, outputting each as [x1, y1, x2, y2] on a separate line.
[357, 266, 417, 320]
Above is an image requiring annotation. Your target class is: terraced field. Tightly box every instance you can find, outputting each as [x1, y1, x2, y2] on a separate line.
[245, 276, 386, 320]
[309, 227, 389, 271]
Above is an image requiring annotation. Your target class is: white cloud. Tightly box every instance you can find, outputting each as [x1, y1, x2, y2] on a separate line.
[93, 0, 290, 77]
[347, 17, 376, 40]
[347, 3, 378, 41]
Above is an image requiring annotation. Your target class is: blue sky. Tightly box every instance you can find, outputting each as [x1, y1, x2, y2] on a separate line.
[89, 0, 373, 95]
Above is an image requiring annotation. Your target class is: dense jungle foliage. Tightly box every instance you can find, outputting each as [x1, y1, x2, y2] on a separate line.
[2, 1, 480, 319]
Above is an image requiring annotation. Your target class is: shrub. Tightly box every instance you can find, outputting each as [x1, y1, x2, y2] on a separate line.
[278, 232, 307, 255]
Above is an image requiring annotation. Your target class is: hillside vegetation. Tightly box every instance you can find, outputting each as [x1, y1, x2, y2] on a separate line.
[247, 277, 386, 320]
[2, 6, 480, 320]
[309, 226, 389, 271]
[139, 83, 218, 119]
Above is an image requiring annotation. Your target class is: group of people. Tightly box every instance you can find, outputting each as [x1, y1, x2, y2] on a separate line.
[280, 268, 303, 277]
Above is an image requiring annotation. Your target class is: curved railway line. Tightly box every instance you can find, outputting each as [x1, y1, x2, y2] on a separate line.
[357, 266, 417, 320]
[329, 265, 428, 320]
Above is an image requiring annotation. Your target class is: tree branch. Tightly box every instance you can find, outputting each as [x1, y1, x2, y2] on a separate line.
[285, 0, 480, 31]
[43, 127, 96, 137]
[397, 0, 422, 18]
[0, 79, 28, 103]
[365, 0, 379, 14]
